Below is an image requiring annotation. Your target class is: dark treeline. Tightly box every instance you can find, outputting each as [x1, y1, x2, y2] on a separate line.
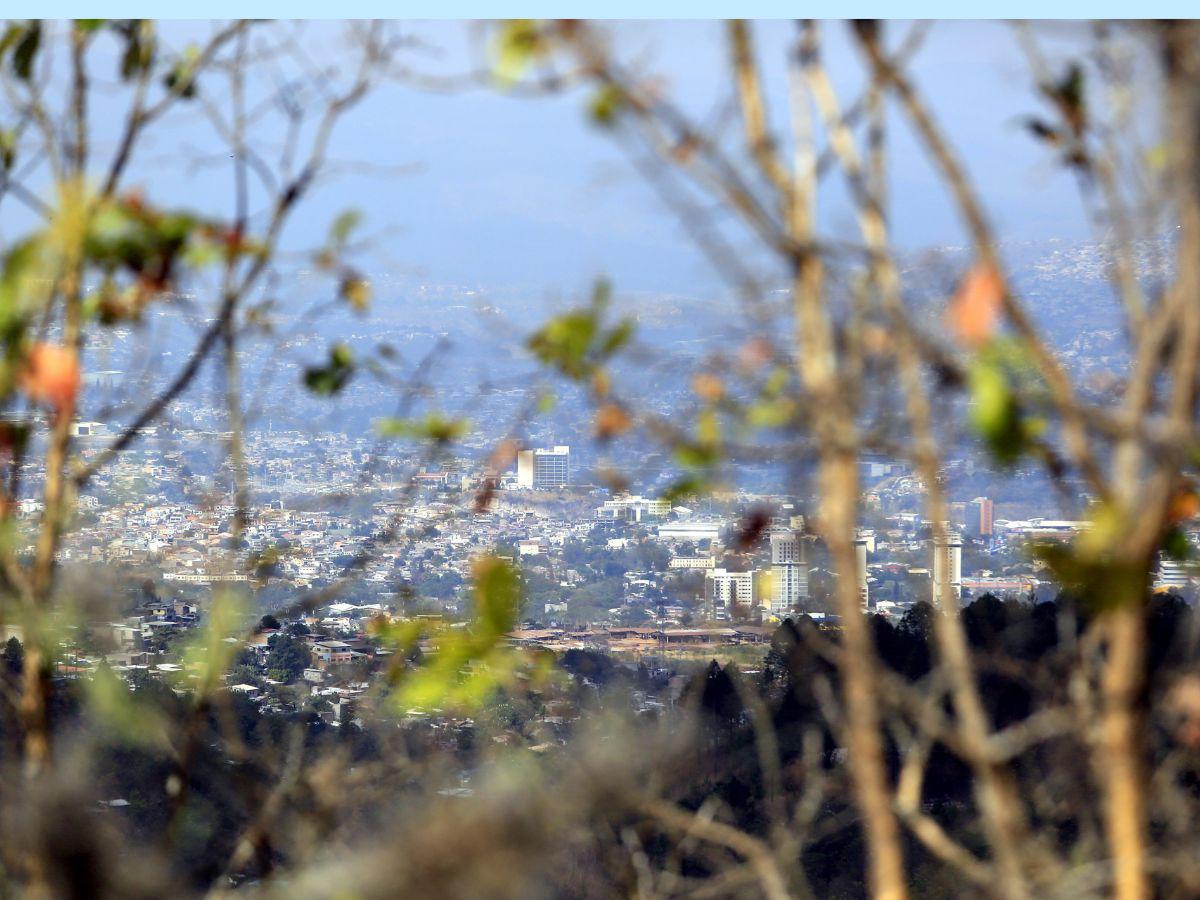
[2, 593, 1198, 897]
[667, 593, 1200, 897]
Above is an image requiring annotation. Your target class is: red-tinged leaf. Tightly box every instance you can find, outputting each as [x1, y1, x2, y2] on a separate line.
[948, 264, 1004, 347]
[1168, 489, 1200, 525]
[692, 372, 724, 403]
[20, 342, 80, 416]
[593, 402, 632, 440]
[736, 337, 774, 372]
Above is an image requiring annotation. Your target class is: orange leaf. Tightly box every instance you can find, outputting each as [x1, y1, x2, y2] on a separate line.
[593, 403, 632, 440]
[487, 438, 519, 472]
[948, 264, 1004, 347]
[863, 323, 892, 356]
[1168, 489, 1200, 524]
[20, 342, 80, 416]
[692, 372, 724, 403]
[671, 136, 699, 165]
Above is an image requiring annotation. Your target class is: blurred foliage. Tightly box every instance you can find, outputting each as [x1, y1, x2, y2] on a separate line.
[526, 279, 634, 382]
[967, 340, 1046, 466]
[179, 589, 246, 699]
[376, 412, 469, 446]
[371, 555, 558, 714]
[303, 343, 355, 396]
[492, 19, 548, 85]
[0, 21, 41, 82]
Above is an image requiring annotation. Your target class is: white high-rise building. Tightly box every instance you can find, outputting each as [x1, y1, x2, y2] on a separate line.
[854, 537, 871, 610]
[770, 529, 809, 614]
[705, 568, 755, 621]
[516, 446, 570, 490]
[932, 534, 963, 605]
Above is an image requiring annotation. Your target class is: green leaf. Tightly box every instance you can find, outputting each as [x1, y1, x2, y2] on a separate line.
[164, 68, 197, 98]
[86, 664, 169, 747]
[380, 555, 534, 715]
[527, 279, 632, 382]
[473, 555, 521, 637]
[304, 343, 355, 396]
[1163, 527, 1192, 563]
[662, 475, 708, 504]
[746, 397, 795, 429]
[0, 26, 22, 59]
[0, 235, 47, 335]
[763, 365, 790, 397]
[375, 412, 468, 445]
[589, 84, 625, 127]
[493, 19, 544, 85]
[1033, 541, 1146, 612]
[600, 316, 635, 356]
[968, 358, 1026, 465]
[696, 408, 721, 446]
[674, 441, 720, 470]
[340, 275, 371, 312]
[590, 276, 612, 307]
[329, 209, 363, 247]
[182, 236, 220, 268]
[164, 47, 200, 99]
[528, 309, 598, 380]
[118, 20, 155, 80]
[0, 129, 15, 173]
[11, 21, 41, 82]
[179, 589, 246, 698]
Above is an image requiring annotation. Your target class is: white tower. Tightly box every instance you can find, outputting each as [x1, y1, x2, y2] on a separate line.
[854, 537, 871, 610]
[932, 534, 963, 605]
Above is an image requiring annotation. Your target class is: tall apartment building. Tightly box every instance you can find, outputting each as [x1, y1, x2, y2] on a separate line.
[705, 568, 754, 621]
[516, 445, 570, 490]
[932, 533, 963, 605]
[970, 497, 995, 537]
[854, 536, 871, 610]
[769, 529, 809, 614]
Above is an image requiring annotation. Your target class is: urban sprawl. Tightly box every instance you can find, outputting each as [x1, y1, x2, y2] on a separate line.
[6, 412, 1192, 730]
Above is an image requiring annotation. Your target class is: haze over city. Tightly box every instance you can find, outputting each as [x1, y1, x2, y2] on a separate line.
[0, 16, 1195, 900]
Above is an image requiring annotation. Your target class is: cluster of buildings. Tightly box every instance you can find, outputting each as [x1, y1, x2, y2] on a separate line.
[7, 413, 1195, 707]
[13, 263, 1181, 741]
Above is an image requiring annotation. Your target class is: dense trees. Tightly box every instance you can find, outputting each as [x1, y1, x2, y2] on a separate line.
[264, 634, 312, 684]
[666, 593, 1198, 896]
[414, 570, 463, 600]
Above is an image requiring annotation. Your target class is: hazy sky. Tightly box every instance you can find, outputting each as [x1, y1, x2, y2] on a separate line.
[310, 20, 1108, 293]
[15, 21, 1130, 296]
